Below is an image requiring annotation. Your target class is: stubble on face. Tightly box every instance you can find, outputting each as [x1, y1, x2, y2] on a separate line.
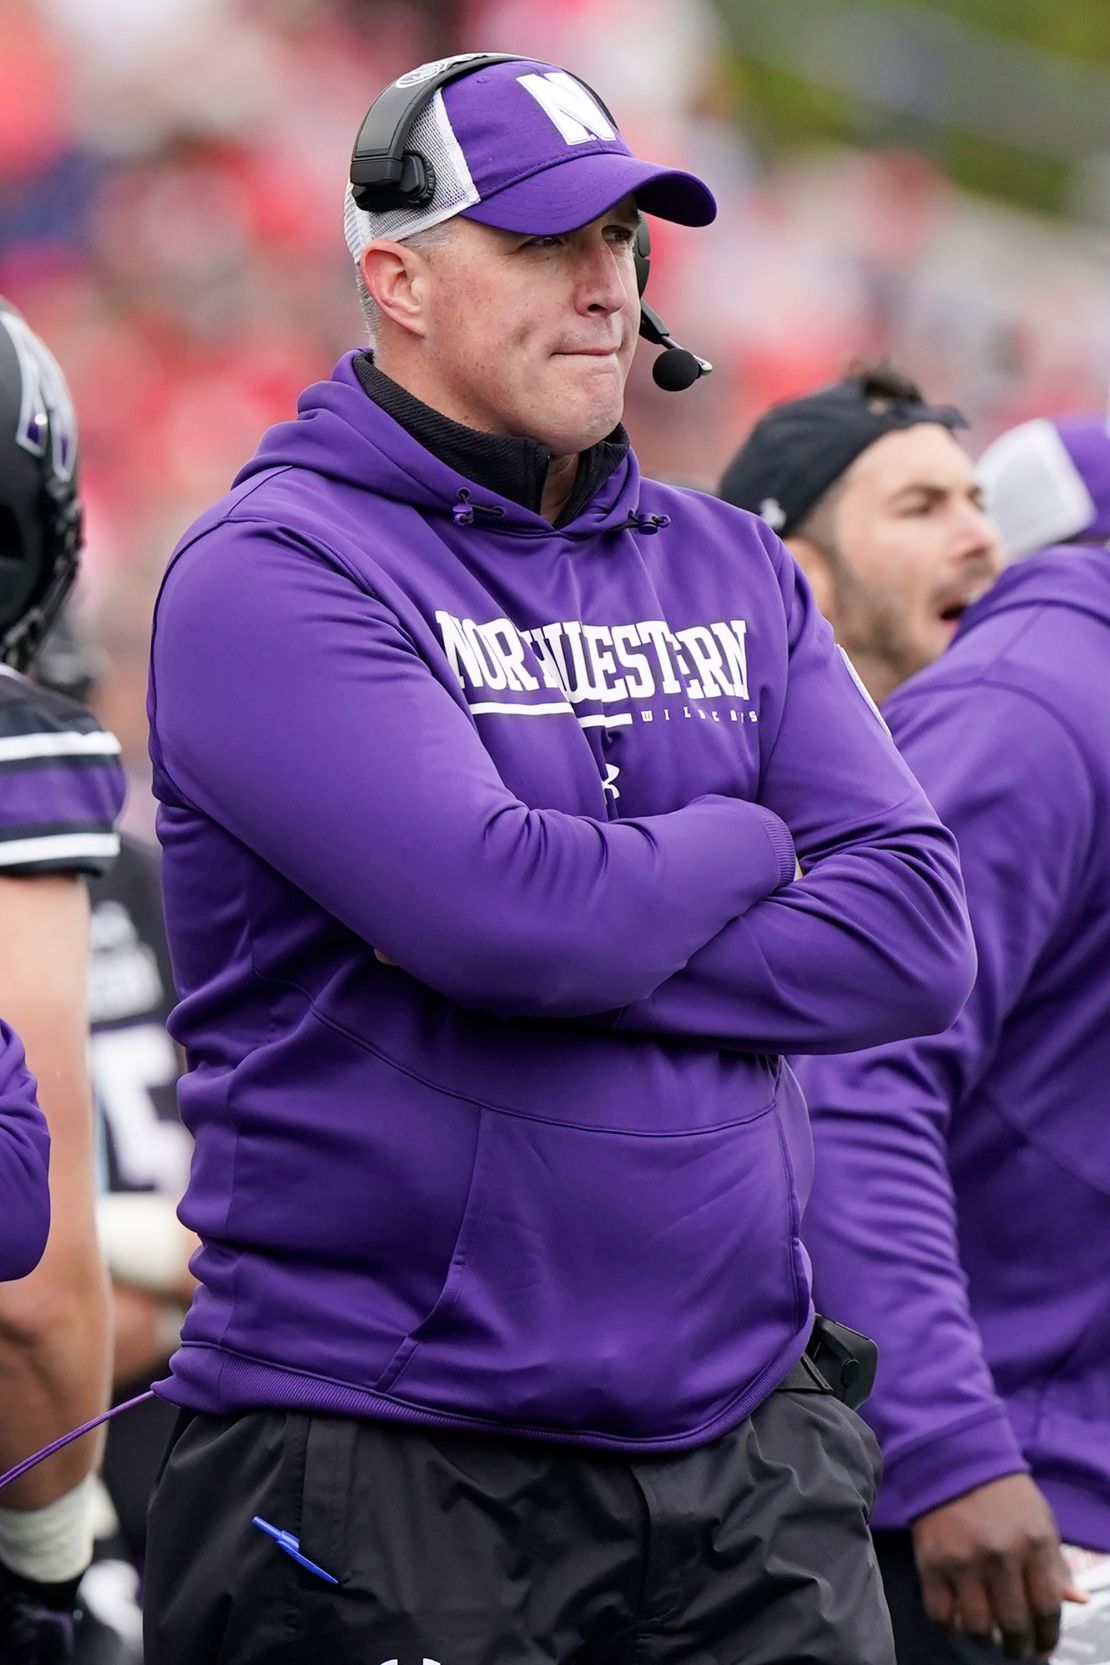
[412, 205, 640, 457]
[831, 561, 932, 701]
[821, 426, 1004, 703]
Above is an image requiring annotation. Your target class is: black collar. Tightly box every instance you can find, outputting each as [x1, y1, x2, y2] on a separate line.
[354, 354, 629, 527]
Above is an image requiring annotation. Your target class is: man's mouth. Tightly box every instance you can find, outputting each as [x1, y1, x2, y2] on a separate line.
[936, 583, 993, 626]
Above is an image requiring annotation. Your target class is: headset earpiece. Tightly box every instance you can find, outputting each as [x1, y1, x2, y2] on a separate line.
[350, 52, 523, 215]
[350, 52, 619, 217]
[634, 216, 651, 298]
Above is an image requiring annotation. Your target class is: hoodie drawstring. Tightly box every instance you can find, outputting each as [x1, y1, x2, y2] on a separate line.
[452, 489, 506, 529]
[623, 510, 671, 535]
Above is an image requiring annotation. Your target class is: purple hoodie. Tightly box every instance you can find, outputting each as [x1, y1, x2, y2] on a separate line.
[147, 351, 974, 1449]
[0, 1020, 50, 1281]
[799, 549, 1110, 1548]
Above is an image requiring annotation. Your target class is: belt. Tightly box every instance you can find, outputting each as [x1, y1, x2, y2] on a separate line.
[776, 1352, 834, 1394]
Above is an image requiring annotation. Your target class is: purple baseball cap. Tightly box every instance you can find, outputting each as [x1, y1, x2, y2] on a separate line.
[344, 55, 715, 261]
[446, 59, 715, 233]
[977, 415, 1110, 560]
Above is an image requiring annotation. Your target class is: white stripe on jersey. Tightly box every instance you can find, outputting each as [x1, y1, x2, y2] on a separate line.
[468, 700, 574, 717]
[0, 730, 122, 764]
[0, 831, 121, 867]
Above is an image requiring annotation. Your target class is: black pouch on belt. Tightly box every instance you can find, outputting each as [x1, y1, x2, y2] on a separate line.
[804, 1315, 879, 1410]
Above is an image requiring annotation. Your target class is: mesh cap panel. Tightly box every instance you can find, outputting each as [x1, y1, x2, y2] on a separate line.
[343, 88, 479, 261]
[978, 419, 1096, 561]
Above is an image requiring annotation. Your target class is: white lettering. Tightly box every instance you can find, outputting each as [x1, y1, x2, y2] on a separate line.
[476, 618, 539, 692]
[520, 628, 565, 691]
[711, 620, 750, 701]
[435, 610, 486, 690]
[611, 624, 655, 698]
[675, 624, 733, 699]
[434, 611, 754, 715]
[581, 624, 627, 701]
[562, 621, 605, 702]
[516, 70, 616, 146]
[636, 621, 683, 694]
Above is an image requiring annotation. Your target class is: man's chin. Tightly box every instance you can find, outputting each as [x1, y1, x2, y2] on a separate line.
[530, 363, 625, 451]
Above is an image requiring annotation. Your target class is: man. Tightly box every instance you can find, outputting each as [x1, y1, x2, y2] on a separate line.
[0, 299, 126, 1661]
[724, 386, 1101, 1662]
[0, 1023, 49, 1284]
[718, 363, 1003, 705]
[142, 55, 975, 1665]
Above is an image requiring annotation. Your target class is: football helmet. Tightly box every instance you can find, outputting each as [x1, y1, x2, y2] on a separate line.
[0, 297, 82, 672]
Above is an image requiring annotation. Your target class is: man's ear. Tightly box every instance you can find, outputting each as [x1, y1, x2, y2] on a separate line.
[786, 535, 837, 625]
[360, 241, 430, 339]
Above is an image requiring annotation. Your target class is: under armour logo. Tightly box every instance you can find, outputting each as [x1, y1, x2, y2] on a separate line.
[517, 71, 616, 145]
[602, 762, 621, 802]
[375, 1658, 442, 1665]
[0, 310, 77, 482]
[758, 497, 786, 532]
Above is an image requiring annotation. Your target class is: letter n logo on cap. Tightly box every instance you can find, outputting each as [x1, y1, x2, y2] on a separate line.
[517, 71, 616, 146]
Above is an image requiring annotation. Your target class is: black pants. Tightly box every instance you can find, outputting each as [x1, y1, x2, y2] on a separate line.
[103, 1372, 179, 1568]
[874, 1531, 1006, 1665]
[144, 1365, 894, 1665]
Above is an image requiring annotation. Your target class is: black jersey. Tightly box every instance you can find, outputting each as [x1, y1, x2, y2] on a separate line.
[88, 835, 187, 1196]
[0, 664, 124, 875]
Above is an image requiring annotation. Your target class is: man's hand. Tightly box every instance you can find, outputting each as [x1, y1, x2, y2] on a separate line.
[913, 1473, 1086, 1659]
[0, 1561, 81, 1662]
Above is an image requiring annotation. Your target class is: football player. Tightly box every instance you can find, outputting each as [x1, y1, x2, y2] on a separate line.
[0, 298, 126, 1661]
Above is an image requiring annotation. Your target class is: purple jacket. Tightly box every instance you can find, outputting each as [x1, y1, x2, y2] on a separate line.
[799, 549, 1110, 1548]
[147, 352, 974, 1449]
[0, 1021, 50, 1281]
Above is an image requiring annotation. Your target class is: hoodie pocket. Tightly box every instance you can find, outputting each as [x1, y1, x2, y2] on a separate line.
[374, 1098, 806, 1441]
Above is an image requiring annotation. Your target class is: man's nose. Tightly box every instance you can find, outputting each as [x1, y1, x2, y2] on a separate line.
[575, 241, 631, 316]
[955, 501, 1004, 566]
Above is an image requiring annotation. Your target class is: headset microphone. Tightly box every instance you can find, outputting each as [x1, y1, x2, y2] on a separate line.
[633, 220, 712, 393]
[639, 300, 712, 392]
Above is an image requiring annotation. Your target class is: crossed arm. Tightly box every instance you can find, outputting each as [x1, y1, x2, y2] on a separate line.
[152, 523, 973, 1051]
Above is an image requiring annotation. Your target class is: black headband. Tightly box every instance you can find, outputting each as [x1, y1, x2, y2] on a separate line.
[717, 376, 967, 537]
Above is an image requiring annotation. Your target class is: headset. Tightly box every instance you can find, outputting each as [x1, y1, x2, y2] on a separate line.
[349, 52, 712, 392]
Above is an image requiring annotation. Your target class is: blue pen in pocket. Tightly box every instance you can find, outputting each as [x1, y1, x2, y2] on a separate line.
[252, 1515, 340, 1585]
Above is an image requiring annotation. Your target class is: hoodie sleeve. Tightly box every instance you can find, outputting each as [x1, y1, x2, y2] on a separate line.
[149, 524, 797, 1020]
[0, 1021, 50, 1282]
[610, 549, 976, 1054]
[796, 678, 1094, 1525]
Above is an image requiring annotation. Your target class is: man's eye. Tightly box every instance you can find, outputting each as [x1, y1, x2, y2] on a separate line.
[606, 226, 635, 246]
[523, 235, 562, 250]
[900, 499, 935, 517]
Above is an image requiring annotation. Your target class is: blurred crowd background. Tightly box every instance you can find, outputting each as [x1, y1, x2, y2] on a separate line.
[3, 0, 1110, 830]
